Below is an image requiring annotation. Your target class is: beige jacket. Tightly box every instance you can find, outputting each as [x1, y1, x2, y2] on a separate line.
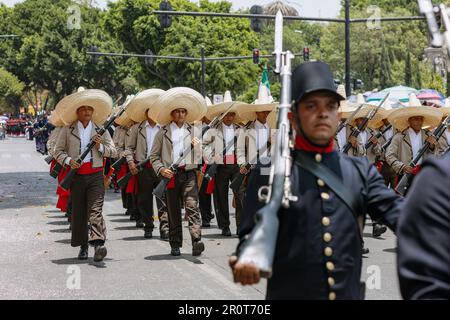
[112, 126, 128, 159]
[365, 128, 383, 163]
[437, 130, 450, 155]
[333, 125, 365, 157]
[385, 128, 437, 174]
[54, 121, 116, 168]
[203, 122, 241, 164]
[236, 121, 275, 166]
[124, 121, 161, 163]
[149, 122, 201, 175]
[47, 126, 62, 157]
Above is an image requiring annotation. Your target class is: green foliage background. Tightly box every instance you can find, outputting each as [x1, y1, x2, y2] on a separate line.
[0, 0, 449, 112]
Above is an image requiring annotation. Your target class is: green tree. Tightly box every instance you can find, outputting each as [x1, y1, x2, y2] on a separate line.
[5, 0, 138, 109]
[0, 68, 24, 114]
[104, 0, 260, 96]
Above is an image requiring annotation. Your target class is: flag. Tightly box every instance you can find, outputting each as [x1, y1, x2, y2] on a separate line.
[261, 65, 271, 94]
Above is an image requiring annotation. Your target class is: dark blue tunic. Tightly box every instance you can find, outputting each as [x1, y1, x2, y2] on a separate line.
[239, 150, 402, 300]
[397, 152, 450, 299]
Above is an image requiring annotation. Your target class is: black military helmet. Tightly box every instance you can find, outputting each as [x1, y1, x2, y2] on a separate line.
[291, 61, 345, 106]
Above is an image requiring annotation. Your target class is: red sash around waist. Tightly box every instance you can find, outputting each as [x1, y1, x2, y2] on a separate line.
[77, 162, 103, 175]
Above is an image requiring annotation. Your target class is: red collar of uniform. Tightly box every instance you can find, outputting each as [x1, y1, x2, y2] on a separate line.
[295, 135, 334, 153]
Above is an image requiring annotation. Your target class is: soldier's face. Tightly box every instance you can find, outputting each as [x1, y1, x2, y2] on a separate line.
[297, 91, 340, 146]
[408, 116, 424, 132]
[171, 108, 187, 125]
[355, 117, 365, 129]
[76, 106, 94, 122]
[223, 112, 236, 126]
[256, 111, 270, 123]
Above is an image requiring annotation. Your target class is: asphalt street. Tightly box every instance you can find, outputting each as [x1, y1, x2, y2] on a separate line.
[0, 136, 401, 300]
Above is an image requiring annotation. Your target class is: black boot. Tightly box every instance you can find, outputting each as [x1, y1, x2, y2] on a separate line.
[170, 246, 181, 256]
[221, 227, 231, 237]
[192, 240, 205, 256]
[78, 245, 88, 260]
[372, 223, 387, 238]
[93, 244, 107, 262]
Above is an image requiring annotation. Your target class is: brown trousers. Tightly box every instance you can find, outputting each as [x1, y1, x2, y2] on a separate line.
[166, 170, 201, 248]
[137, 167, 169, 233]
[70, 171, 106, 247]
[381, 162, 397, 188]
[214, 164, 245, 231]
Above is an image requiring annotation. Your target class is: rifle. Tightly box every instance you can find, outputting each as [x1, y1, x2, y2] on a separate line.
[395, 115, 450, 196]
[236, 11, 297, 278]
[342, 94, 389, 154]
[200, 133, 237, 193]
[59, 95, 131, 191]
[44, 154, 54, 164]
[364, 124, 393, 150]
[337, 102, 365, 134]
[152, 103, 237, 201]
[381, 135, 395, 152]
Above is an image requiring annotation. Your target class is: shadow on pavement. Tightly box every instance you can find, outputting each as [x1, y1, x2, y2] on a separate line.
[110, 218, 132, 223]
[114, 226, 139, 231]
[49, 228, 71, 233]
[47, 220, 69, 226]
[202, 234, 238, 240]
[383, 247, 397, 253]
[47, 215, 67, 219]
[145, 254, 203, 265]
[55, 239, 72, 244]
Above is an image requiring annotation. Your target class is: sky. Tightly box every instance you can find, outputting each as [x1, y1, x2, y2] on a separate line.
[1, 0, 342, 18]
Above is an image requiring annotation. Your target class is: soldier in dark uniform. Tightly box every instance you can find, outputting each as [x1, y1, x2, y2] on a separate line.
[397, 151, 450, 299]
[229, 61, 402, 300]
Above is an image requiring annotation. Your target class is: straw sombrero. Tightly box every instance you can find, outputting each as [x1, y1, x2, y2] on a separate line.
[48, 110, 67, 127]
[350, 94, 387, 129]
[237, 85, 277, 122]
[205, 91, 244, 124]
[267, 108, 278, 129]
[151, 87, 207, 126]
[387, 93, 443, 131]
[54, 87, 113, 125]
[126, 89, 165, 123]
[440, 98, 450, 116]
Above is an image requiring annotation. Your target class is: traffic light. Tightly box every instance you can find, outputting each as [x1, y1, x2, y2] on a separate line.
[253, 49, 260, 64]
[159, 1, 173, 29]
[250, 5, 264, 33]
[303, 47, 310, 61]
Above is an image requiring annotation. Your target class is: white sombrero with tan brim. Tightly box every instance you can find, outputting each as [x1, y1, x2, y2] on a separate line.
[440, 98, 450, 116]
[267, 108, 278, 129]
[349, 94, 387, 129]
[55, 87, 113, 125]
[387, 93, 443, 131]
[206, 91, 244, 124]
[237, 85, 278, 123]
[126, 89, 165, 123]
[337, 85, 353, 116]
[48, 110, 68, 127]
[151, 87, 207, 126]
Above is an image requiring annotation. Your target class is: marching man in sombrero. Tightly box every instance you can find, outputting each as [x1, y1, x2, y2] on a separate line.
[54, 88, 116, 261]
[111, 108, 136, 215]
[385, 93, 442, 184]
[203, 91, 246, 237]
[236, 85, 277, 181]
[124, 89, 170, 240]
[149, 87, 207, 257]
[335, 86, 365, 156]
